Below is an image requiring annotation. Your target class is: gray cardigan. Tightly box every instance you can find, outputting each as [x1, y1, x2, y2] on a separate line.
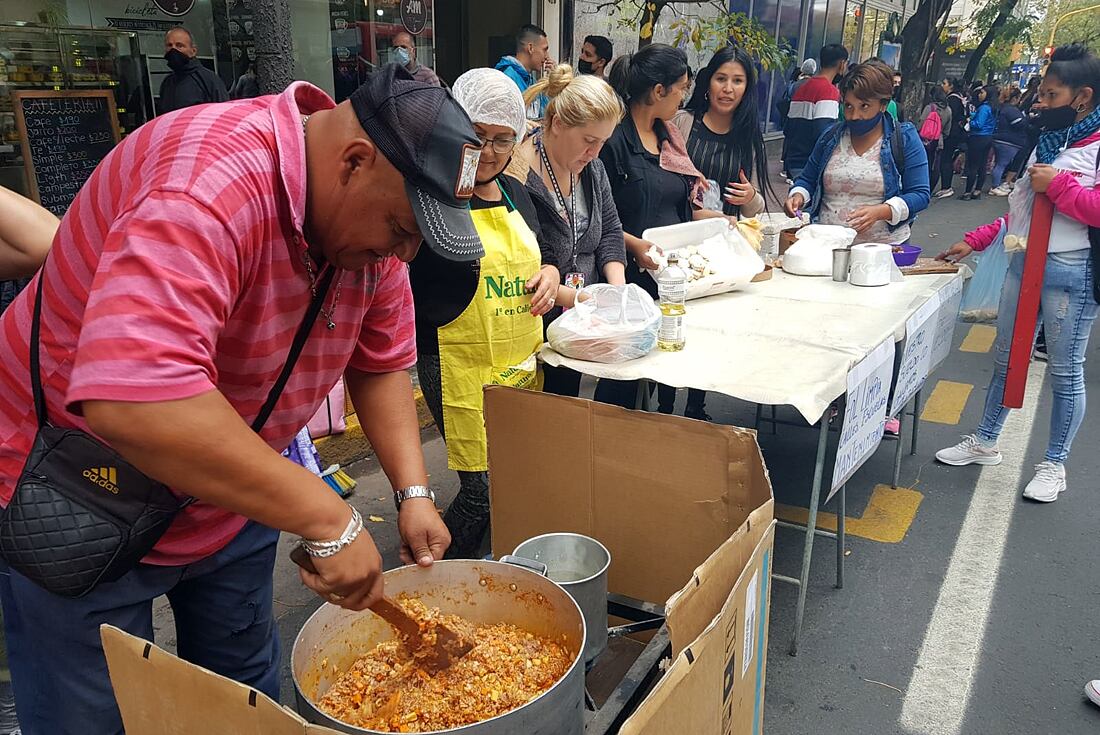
[523, 155, 627, 290]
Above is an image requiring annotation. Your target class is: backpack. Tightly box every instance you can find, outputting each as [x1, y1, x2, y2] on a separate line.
[919, 107, 943, 142]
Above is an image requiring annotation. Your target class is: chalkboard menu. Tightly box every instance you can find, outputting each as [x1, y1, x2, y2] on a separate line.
[13, 91, 121, 216]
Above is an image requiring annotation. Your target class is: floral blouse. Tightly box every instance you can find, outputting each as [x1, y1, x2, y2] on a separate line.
[819, 133, 911, 245]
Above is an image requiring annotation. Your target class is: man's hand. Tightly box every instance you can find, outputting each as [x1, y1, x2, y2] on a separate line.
[630, 239, 662, 270]
[785, 192, 805, 217]
[298, 527, 386, 611]
[936, 241, 973, 261]
[1028, 163, 1057, 193]
[398, 497, 450, 566]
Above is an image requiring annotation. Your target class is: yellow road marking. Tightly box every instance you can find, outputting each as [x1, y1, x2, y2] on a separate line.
[776, 484, 924, 543]
[960, 324, 997, 353]
[921, 380, 973, 425]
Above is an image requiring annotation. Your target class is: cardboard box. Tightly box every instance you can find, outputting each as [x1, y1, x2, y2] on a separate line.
[484, 386, 775, 607]
[101, 625, 342, 735]
[620, 520, 777, 735]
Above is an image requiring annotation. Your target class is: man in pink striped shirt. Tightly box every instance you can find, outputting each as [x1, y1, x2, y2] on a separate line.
[0, 66, 485, 734]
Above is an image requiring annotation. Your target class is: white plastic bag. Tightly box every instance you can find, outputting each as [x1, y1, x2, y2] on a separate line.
[546, 284, 660, 363]
[960, 221, 1010, 323]
[1004, 176, 1034, 251]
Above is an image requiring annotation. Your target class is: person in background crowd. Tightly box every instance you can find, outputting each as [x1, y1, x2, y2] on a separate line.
[579, 35, 613, 80]
[228, 61, 260, 100]
[392, 30, 441, 87]
[0, 188, 56, 314]
[921, 87, 952, 193]
[1000, 75, 1044, 193]
[935, 77, 970, 198]
[889, 69, 903, 121]
[990, 88, 1027, 196]
[597, 44, 723, 414]
[158, 26, 228, 114]
[785, 61, 930, 247]
[935, 43, 1099, 511]
[511, 64, 627, 398]
[961, 84, 998, 200]
[0, 65, 463, 733]
[496, 24, 554, 118]
[778, 57, 817, 175]
[784, 43, 849, 180]
[409, 68, 560, 558]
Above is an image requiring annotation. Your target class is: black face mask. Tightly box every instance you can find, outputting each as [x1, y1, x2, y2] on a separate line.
[165, 48, 190, 72]
[577, 59, 594, 75]
[1038, 100, 1080, 131]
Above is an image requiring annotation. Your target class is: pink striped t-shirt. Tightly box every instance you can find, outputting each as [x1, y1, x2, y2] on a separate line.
[0, 82, 416, 566]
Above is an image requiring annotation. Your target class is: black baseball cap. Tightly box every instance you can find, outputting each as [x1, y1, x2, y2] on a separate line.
[350, 64, 484, 261]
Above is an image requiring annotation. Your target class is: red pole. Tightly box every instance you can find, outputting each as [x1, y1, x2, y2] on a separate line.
[1003, 193, 1054, 408]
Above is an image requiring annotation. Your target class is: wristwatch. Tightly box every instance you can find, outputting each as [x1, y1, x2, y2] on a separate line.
[394, 485, 436, 511]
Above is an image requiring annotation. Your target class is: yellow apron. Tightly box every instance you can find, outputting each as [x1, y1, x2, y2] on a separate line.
[438, 184, 544, 472]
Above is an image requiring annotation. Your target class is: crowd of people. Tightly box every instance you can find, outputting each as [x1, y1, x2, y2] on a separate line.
[0, 18, 1099, 732]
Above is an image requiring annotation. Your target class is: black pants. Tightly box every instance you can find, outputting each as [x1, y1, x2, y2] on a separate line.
[924, 140, 941, 191]
[940, 136, 966, 190]
[965, 135, 993, 194]
[542, 363, 582, 397]
[593, 380, 706, 414]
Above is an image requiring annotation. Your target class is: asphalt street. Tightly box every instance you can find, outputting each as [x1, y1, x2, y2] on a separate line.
[146, 192, 1100, 734]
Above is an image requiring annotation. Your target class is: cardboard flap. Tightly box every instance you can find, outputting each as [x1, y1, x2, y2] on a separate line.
[485, 387, 773, 605]
[101, 625, 341, 735]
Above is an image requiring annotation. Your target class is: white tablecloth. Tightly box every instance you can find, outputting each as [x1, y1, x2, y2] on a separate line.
[541, 269, 963, 423]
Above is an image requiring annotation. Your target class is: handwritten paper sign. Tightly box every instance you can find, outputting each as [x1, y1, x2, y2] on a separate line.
[890, 294, 943, 416]
[930, 275, 964, 370]
[13, 91, 120, 216]
[831, 338, 896, 499]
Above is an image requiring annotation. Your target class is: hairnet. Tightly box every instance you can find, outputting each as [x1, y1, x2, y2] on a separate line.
[451, 68, 527, 139]
[801, 58, 817, 75]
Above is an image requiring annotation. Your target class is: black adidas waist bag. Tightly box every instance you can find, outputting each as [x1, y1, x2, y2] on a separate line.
[0, 267, 335, 598]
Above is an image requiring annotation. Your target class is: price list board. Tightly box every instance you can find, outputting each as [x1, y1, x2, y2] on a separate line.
[13, 90, 121, 216]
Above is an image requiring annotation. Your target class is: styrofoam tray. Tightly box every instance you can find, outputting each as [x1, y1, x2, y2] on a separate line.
[642, 219, 765, 301]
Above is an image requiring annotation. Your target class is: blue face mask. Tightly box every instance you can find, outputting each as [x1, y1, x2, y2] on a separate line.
[394, 47, 411, 66]
[847, 111, 883, 136]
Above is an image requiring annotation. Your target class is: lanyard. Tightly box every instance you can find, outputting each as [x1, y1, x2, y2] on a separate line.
[539, 138, 579, 271]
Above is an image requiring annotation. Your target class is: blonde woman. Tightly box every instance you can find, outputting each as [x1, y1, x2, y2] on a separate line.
[512, 63, 628, 396]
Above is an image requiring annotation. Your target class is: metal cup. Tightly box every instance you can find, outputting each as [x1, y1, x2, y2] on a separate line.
[832, 248, 851, 282]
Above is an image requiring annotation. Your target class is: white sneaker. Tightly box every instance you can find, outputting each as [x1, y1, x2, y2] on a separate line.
[935, 434, 1003, 466]
[1022, 461, 1066, 502]
[1006, 181, 1016, 191]
[1087, 679, 1100, 708]
[934, 188, 955, 199]
[990, 186, 1010, 196]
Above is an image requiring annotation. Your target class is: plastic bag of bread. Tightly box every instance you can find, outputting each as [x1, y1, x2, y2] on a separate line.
[546, 284, 660, 363]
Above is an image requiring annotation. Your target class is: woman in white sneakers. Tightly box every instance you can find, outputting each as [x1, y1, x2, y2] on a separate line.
[935, 44, 1100, 504]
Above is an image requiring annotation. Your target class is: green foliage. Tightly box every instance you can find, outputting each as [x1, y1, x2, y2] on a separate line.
[669, 12, 793, 70]
[1037, 0, 1100, 47]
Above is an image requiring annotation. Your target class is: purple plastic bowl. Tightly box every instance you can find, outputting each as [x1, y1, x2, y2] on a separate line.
[892, 244, 922, 267]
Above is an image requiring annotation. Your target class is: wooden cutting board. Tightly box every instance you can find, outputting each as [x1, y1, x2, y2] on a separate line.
[901, 257, 960, 276]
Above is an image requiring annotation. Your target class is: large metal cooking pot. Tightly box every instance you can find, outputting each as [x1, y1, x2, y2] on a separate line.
[291, 559, 586, 735]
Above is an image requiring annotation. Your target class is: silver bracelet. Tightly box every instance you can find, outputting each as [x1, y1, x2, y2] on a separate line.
[301, 507, 363, 558]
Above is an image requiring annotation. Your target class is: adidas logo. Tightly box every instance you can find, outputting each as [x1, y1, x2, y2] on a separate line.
[83, 466, 120, 494]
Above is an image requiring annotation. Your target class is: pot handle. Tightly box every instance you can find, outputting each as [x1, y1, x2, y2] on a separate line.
[499, 554, 549, 577]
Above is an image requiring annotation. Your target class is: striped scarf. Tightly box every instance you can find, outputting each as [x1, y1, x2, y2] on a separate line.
[1036, 106, 1100, 164]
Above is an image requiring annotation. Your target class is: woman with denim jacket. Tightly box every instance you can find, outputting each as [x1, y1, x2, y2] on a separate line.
[785, 61, 930, 245]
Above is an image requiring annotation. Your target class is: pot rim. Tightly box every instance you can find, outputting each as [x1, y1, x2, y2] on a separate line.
[290, 559, 587, 735]
[511, 532, 612, 586]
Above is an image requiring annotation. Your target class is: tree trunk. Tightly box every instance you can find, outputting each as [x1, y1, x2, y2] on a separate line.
[897, 0, 954, 120]
[964, 0, 1023, 81]
[252, 0, 295, 94]
[637, 1, 668, 49]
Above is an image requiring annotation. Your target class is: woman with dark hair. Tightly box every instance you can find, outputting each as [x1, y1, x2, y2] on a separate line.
[961, 84, 998, 200]
[990, 88, 1028, 195]
[785, 61, 929, 246]
[596, 43, 719, 416]
[920, 86, 953, 192]
[935, 44, 1100, 518]
[671, 45, 773, 219]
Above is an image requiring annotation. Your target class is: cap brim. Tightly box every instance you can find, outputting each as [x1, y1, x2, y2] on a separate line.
[406, 181, 484, 262]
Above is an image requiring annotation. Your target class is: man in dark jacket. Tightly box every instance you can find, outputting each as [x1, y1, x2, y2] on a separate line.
[158, 26, 228, 114]
[934, 77, 969, 198]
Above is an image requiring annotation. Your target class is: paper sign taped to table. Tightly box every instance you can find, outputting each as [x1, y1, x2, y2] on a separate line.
[930, 275, 964, 370]
[890, 294, 943, 416]
[831, 339, 896, 497]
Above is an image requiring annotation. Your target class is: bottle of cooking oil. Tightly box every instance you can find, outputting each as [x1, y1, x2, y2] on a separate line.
[657, 253, 686, 352]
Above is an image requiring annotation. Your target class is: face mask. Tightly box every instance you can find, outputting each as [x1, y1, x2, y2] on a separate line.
[164, 47, 189, 72]
[393, 47, 411, 66]
[577, 59, 594, 75]
[848, 111, 883, 136]
[1038, 101, 1080, 131]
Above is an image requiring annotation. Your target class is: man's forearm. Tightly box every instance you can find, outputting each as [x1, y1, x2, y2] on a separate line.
[83, 391, 352, 541]
[345, 368, 429, 492]
[0, 187, 57, 279]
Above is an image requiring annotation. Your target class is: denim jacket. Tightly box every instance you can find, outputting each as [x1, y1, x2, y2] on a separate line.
[791, 114, 931, 232]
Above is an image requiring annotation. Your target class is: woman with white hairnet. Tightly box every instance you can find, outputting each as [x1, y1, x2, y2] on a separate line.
[409, 67, 567, 558]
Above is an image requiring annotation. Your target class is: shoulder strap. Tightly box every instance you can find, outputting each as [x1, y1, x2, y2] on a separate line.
[29, 274, 47, 428]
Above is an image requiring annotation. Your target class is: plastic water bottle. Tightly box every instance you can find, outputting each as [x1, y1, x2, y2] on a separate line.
[657, 253, 687, 352]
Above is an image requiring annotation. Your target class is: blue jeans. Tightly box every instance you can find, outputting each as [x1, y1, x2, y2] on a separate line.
[977, 250, 1099, 462]
[0, 521, 280, 735]
[991, 140, 1022, 188]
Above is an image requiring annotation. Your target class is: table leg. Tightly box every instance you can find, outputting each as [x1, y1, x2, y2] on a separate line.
[836, 484, 845, 590]
[910, 388, 922, 456]
[790, 414, 831, 656]
[770, 405, 778, 435]
[754, 403, 763, 431]
[892, 414, 905, 489]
